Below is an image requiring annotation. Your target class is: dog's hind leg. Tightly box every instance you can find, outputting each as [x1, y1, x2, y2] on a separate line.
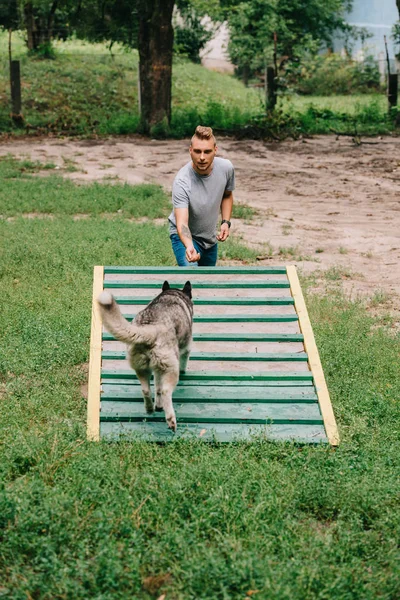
[135, 369, 154, 414]
[157, 369, 179, 432]
[179, 346, 191, 374]
[154, 370, 163, 412]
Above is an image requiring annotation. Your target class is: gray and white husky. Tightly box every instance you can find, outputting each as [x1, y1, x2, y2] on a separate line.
[98, 281, 193, 431]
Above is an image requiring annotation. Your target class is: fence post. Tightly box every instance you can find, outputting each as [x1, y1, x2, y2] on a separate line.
[388, 73, 398, 111]
[10, 60, 22, 118]
[265, 65, 277, 111]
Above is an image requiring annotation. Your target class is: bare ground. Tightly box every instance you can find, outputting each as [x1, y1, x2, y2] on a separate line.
[1, 134, 400, 321]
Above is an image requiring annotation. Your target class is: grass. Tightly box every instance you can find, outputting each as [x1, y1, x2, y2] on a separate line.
[232, 202, 257, 221]
[1, 152, 400, 598]
[0, 155, 170, 218]
[1, 31, 398, 138]
[279, 93, 388, 115]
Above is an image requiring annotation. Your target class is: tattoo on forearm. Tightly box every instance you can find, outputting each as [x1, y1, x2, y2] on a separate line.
[181, 225, 192, 241]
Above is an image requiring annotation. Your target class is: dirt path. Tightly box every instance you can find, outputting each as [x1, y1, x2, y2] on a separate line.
[1, 134, 399, 319]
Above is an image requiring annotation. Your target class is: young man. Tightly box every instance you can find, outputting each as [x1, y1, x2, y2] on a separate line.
[168, 125, 235, 266]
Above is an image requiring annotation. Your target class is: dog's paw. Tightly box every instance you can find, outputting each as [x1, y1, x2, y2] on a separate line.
[166, 413, 177, 432]
[144, 398, 155, 414]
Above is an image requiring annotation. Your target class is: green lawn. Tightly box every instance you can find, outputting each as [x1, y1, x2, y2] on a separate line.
[279, 93, 387, 115]
[1, 158, 399, 598]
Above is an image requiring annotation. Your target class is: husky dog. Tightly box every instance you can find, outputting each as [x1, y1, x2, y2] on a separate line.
[97, 281, 193, 431]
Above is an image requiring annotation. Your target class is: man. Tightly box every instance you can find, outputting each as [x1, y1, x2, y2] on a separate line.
[168, 125, 235, 266]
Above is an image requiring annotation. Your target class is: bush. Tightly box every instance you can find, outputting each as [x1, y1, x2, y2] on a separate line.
[281, 53, 382, 96]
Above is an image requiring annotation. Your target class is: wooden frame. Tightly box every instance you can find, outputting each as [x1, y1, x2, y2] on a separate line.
[287, 265, 340, 446]
[87, 265, 104, 441]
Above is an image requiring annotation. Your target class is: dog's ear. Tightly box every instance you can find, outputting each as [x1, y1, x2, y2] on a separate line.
[182, 281, 192, 298]
[162, 281, 170, 292]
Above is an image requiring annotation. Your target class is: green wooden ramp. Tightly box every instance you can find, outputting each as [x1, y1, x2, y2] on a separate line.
[87, 266, 339, 445]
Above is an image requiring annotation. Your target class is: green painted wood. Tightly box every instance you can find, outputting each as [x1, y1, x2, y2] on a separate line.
[102, 332, 304, 342]
[101, 378, 314, 388]
[100, 421, 328, 443]
[115, 296, 294, 306]
[101, 401, 322, 423]
[101, 369, 314, 381]
[104, 280, 290, 289]
[101, 385, 317, 402]
[102, 350, 308, 362]
[102, 416, 323, 425]
[121, 313, 299, 323]
[104, 266, 287, 275]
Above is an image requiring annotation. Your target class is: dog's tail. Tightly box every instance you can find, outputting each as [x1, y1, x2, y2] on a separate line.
[97, 291, 159, 346]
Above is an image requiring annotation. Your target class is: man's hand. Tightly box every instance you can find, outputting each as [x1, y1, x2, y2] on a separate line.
[216, 222, 230, 242]
[186, 245, 201, 263]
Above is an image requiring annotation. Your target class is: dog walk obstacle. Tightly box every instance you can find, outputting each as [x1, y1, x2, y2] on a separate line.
[87, 266, 339, 445]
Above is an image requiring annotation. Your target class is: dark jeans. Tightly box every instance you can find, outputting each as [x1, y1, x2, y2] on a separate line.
[170, 234, 218, 267]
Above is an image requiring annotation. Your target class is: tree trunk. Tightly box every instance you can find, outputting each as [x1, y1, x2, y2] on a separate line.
[138, 0, 175, 132]
[23, 0, 58, 51]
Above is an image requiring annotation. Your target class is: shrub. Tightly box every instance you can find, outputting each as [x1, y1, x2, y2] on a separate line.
[281, 52, 382, 96]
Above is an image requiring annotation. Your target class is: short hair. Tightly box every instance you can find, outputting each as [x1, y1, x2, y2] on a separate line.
[191, 125, 216, 146]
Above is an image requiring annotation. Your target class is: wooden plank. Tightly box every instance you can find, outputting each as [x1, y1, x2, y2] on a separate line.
[105, 272, 289, 283]
[105, 359, 311, 373]
[121, 313, 299, 323]
[104, 266, 287, 275]
[191, 321, 301, 334]
[100, 421, 328, 443]
[103, 339, 305, 355]
[102, 350, 308, 362]
[102, 332, 304, 342]
[100, 401, 324, 424]
[102, 378, 314, 388]
[87, 266, 104, 441]
[101, 385, 318, 402]
[101, 369, 314, 381]
[115, 296, 294, 306]
[104, 280, 290, 289]
[287, 265, 339, 446]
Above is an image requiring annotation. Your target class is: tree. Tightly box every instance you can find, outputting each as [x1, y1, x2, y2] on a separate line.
[174, 3, 215, 64]
[224, 0, 354, 81]
[69, 0, 175, 132]
[24, 1, 59, 51]
[394, 0, 400, 59]
[137, 0, 175, 131]
[0, 0, 20, 31]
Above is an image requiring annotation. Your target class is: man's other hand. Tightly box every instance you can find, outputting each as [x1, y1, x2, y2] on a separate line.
[216, 223, 230, 242]
[186, 245, 201, 263]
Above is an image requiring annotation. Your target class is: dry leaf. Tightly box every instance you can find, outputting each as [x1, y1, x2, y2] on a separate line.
[246, 591, 260, 596]
[199, 429, 207, 437]
[157, 595, 166, 600]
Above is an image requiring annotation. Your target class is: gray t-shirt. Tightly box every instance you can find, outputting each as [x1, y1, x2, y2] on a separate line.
[168, 157, 235, 249]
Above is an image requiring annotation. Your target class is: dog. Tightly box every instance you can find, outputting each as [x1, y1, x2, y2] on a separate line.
[98, 281, 193, 431]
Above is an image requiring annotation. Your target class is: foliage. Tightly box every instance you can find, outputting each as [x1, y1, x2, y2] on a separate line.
[65, 0, 140, 49]
[393, 21, 400, 60]
[1, 160, 400, 598]
[174, 3, 215, 63]
[0, 0, 19, 30]
[225, 0, 356, 75]
[281, 52, 382, 96]
[0, 34, 397, 138]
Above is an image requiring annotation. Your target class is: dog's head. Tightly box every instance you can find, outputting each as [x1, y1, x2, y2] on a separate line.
[162, 280, 192, 299]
